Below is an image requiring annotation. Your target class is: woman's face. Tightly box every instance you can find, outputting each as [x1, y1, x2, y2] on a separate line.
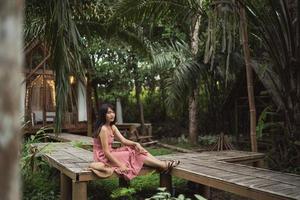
[106, 107, 115, 123]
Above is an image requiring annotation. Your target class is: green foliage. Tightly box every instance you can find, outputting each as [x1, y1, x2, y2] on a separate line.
[151, 40, 204, 112]
[256, 106, 283, 139]
[245, 0, 300, 140]
[70, 140, 89, 149]
[22, 128, 59, 200]
[146, 147, 174, 156]
[22, 166, 60, 200]
[25, 0, 85, 132]
[198, 135, 219, 146]
[21, 127, 52, 171]
[145, 188, 206, 200]
[110, 187, 136, 199]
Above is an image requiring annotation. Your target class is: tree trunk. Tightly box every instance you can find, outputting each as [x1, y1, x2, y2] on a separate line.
[0, 1, 23, 199]
[188, 14, 201, 144]
[160, 78, 167, 121]
[189, 90, 199, 144]
[240, 7, 258, 152]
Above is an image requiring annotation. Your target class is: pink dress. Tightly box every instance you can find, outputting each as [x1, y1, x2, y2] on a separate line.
[93, 132, 148, 180]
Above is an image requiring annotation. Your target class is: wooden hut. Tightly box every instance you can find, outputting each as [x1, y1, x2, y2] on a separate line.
[22, 41, 88, 134]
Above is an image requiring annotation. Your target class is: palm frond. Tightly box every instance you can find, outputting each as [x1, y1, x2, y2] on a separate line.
[114, 0, 204, 27]
[151, 40, 206, 110]
[46, 0, 85, 132]
[242, 0, 300, 137]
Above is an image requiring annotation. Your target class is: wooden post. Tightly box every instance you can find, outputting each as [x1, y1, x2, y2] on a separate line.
[234, 99, 239, 143]
[148, 124, 152, 136]
[187, 181, 210, 199]
[72, 181, 87, 200]
[199, 184, 211, 200]
[240, 5, 258, 152]
[160, 173, 172, 192]
[60, 173, 72, 200]
[86, 75, 93, 137]
[119, 178, 130, 187]
[43, 46, 47, 126]
[254, 159, 265, 168]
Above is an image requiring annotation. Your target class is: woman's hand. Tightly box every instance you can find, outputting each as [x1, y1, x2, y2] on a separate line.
[134, 143, 147, 153]
[118, 164, 129, 173]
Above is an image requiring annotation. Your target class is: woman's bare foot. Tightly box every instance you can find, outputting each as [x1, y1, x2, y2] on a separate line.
[88, 162, 114, 178]
[161, 160, 180, 174]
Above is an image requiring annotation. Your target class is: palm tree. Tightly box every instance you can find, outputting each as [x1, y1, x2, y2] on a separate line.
[0, 1, 23, 199]
[25, 0, 85, 132]
[243, 0, 300, 141]
[114, 0, 205, 143]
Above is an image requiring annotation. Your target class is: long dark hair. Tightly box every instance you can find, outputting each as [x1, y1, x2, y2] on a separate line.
[93, 103, 116, 138]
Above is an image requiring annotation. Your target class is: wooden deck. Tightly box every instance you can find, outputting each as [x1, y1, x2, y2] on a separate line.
[158, 152, 300, 200]
[46, 133, 121, 148]
[31, 142, 300, 200]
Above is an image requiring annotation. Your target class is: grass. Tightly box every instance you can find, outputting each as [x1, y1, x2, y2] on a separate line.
[160, 137, 202, 150]
[146, 146, 174, 155]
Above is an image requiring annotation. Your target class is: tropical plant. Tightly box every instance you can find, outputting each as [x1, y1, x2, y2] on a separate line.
[243, 0, 300, 142]
[145, 187, 206, 200]
[22, 135, 59, 200]
[256, 106, 283, 139]
[110, 187, 136, 200]
[114, 0, 208, 143]
[21, 127, 54, 171]
[25, 0, 85, 132]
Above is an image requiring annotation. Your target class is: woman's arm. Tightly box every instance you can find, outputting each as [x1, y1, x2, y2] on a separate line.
[112, 125, 147, 153]
[112, 125, 137, 146]
[99, 127, 124, 167]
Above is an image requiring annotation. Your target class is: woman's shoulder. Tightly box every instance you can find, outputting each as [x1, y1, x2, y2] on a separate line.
[111, 125, 119, 132]
[97, 125, 109, 136]
[99, 125, 115, 136]
[99, 125, 110, 132]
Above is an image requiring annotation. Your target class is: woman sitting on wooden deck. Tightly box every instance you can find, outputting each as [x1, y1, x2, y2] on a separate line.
[89, 103, 180, 180]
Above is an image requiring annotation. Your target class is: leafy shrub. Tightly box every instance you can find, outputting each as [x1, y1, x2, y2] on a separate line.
[146, 188, 206, 200]
[22, 127, 59, 200]
[110, 187, 136, 200]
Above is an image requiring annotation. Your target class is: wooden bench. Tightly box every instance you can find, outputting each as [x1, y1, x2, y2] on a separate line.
[31, 143, 300, 200]
[116, 122, 152, 136]
[115, 123, 157, 146]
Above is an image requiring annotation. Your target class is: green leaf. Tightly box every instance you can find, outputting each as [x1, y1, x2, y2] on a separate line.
[194, 194, 207, 200]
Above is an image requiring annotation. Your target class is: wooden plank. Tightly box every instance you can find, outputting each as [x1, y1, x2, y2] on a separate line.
[171, 168, 290, 200]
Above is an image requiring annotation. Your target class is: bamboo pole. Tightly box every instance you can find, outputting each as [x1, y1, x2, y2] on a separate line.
[239, 6, 258, 152]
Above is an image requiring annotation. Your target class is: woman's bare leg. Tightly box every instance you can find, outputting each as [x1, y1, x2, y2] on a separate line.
[143, 155, 167, 169]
